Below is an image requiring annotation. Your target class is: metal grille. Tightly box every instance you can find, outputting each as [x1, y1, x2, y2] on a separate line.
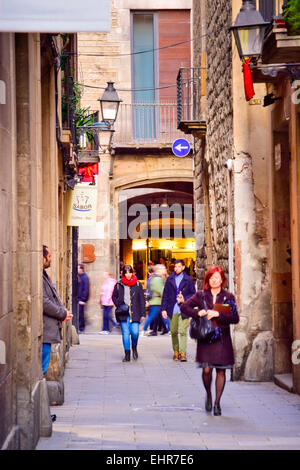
[176, 67, 202, 128]
[114, 103, 193, 146]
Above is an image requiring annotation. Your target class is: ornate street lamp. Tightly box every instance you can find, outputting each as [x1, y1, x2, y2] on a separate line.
[231, 1, 270, 64]
[98, 81, 122, 123]
[77, 82, 121, 164]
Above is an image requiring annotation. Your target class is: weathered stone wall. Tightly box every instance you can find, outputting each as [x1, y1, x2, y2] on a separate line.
[231, 0, 272, 381]
[0, 32, 75, 449]
[0, 32, 18, 450]
[204, 0, 233, 274]
[193, 0, 273, 381]
[193, 0, 233, 284]
[77, 1, 193, 330]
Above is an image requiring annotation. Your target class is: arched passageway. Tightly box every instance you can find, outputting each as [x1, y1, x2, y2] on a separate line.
[117, 181, 196, 286]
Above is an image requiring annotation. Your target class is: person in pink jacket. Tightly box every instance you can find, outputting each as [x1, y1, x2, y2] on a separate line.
[99, 272, 117, 334]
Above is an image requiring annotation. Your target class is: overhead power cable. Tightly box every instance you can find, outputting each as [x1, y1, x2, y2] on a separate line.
[76, 77, 204, 93]
[65, 25, 226, 58]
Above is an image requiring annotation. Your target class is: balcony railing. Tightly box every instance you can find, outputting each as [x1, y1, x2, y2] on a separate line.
[177, 67, 202, 127]
[114, 103, 193, 147]
[258, 0, 285, 22]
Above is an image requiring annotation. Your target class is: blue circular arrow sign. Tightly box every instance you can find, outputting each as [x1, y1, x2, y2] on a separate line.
[172, 138, 191, 157]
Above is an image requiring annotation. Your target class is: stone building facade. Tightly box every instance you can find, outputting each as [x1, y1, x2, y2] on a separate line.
[192, 0, 273, 381]
[77, 0, 194, 331]
[0, 32, 76, 449]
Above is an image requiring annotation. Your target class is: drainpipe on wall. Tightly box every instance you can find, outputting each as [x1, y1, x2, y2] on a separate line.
[225, 158, 235, 294]
[226, 158, 235, 382]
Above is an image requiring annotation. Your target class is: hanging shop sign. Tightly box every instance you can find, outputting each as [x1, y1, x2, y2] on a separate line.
[67, 185, 98, 226]
[0, 0, 110, 32]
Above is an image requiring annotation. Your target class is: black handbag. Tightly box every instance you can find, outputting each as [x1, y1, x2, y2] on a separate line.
[189, 292, 217, 343]
[189, 315, 216, 342]
[115, 303, 129, 322]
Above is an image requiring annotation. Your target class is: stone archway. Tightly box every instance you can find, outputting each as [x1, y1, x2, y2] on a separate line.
[79, 151, 194, 332]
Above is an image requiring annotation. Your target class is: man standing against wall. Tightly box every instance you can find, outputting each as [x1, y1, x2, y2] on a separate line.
[78, 264, 90, 332]
[42, 246, 73, 419]
[161, 259, 195, 362]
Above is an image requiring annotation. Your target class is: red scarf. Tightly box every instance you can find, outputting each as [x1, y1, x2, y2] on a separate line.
[122, 275, 138, 286]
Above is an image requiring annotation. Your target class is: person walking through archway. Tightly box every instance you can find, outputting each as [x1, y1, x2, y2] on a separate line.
[141, 264, 169, 336]
[99, 271, 117, 334]
[161, 259, 195, 362]
[112, 265, 145, 362]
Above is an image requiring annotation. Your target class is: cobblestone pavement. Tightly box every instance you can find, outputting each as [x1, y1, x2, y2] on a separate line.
[36, 332, 300, 450]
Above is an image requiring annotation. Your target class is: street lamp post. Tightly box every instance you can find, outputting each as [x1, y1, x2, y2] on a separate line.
[77, 81, 121, 162]
[98, 81, 122, 124]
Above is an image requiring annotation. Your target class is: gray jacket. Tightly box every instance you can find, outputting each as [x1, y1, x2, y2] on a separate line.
[43, 270, 67, 344]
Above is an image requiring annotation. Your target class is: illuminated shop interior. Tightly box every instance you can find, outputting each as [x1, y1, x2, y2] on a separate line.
[119, 191, 196, 287]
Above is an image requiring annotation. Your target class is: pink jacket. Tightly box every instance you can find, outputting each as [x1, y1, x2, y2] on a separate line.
[100, 277, 117, 306]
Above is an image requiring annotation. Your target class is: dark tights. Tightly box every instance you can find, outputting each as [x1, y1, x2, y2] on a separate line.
[202, 367, 226, 405]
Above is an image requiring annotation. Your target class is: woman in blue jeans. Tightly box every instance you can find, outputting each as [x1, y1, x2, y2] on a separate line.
[112, 265, 145, 362]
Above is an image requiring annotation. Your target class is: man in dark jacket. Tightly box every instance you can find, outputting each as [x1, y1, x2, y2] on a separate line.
[78, 264, 90, 332]
[161, 259, 196, 362]
[43, 246, 73, 373]
[43, 245, 73, 422]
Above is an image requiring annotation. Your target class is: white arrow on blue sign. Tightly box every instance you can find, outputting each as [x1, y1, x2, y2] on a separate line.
[172, 138, 191, 157]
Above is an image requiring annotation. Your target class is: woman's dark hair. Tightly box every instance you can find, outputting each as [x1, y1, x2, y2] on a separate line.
[174, 259, 185, 266]
[43, 245, 48, 258]
[122, 264, 134, 276]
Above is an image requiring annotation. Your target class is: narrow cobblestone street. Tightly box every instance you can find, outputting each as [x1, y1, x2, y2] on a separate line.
[36, 332, 300, 451]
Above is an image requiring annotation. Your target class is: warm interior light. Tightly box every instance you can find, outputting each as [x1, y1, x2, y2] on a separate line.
[132, 239, 147, 250]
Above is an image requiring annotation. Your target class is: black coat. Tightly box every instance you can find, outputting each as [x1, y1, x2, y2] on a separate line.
[112, 281, 146, 323]
[161, 272, 196, 319]
[180, 288, 239, 366]
[78, 272, 90, 302]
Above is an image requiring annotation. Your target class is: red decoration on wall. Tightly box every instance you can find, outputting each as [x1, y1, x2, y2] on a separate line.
[78, 163, 99, 182]
[243, 58, 255, 102]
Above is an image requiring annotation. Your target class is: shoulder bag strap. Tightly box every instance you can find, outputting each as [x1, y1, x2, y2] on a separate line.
[202, 290, 208, 310]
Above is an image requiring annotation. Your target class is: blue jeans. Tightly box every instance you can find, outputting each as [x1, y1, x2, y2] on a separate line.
[143, 305, 161, 331]
[42, 343, 51, 375]
[120, 316, 140, 351]
[144, 305, 170, 332]
[102, 305, 117, 331]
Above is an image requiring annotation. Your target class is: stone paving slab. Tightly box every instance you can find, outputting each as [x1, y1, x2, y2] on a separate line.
[36, 332, 300, 451]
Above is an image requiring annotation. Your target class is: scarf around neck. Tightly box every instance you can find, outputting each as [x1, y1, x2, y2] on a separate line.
[121, 275, 138, 287]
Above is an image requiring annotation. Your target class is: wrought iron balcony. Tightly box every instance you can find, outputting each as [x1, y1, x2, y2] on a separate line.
[176, 66, 206, 139]
[113, 103, 193, 147]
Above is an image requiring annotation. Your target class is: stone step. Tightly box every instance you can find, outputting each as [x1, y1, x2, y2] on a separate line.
[274, 373, 294, 393]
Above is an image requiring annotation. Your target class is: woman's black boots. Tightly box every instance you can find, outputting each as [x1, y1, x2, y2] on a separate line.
[213, 403, 222, 416]
[122, 350, 130, 362]
[122, 347, 138, 361]
[132, 345, 138, 360]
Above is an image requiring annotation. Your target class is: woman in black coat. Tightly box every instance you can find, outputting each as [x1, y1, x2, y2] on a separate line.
[112, 265, 145, 362]
[180, 266, 239, 416]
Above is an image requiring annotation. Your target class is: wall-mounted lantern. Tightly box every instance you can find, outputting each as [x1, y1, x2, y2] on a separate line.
[231, 0, 270, 64]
